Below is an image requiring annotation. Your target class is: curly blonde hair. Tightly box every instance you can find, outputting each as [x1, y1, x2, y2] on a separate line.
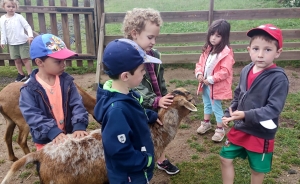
[122, 8, 163, 39]
[0, 0, 19, 9]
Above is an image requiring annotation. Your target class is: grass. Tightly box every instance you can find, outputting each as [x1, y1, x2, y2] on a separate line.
[1, 0, 300, 183]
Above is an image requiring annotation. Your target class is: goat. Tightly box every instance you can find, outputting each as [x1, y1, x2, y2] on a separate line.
[1, 88, 197, 184]
[0, 82, 96, 161]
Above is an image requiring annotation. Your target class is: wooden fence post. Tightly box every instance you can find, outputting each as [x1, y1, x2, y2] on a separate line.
[94, 0, 104, 50]
[94, 13, 105, 90]
[208, 0, 214, 26]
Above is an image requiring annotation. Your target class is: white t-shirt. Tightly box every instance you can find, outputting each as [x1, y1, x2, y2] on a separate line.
[0, 13, 33, 45]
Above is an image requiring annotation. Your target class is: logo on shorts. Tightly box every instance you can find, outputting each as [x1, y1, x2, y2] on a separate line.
[224, 139, 231, 147]
[117, 134, 126, 143]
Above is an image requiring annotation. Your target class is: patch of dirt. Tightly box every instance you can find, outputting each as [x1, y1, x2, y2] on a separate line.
[0, 66, 300, 184]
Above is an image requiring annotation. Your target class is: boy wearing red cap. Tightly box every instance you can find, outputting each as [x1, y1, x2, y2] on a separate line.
[19, 34, 89, 151]
[220, 24, 289, 184]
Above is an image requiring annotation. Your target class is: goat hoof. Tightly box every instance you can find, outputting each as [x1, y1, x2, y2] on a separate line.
[9, 156, 19, 162]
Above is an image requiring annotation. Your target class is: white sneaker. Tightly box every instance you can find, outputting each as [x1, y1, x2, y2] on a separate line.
[196, 121, 211, 134]
[212, 128, 225, 142]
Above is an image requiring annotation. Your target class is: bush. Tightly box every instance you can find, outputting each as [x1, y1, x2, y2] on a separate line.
[280, 0, 300, 7]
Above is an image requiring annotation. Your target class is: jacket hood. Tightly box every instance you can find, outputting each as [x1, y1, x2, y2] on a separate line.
[94, 80, 143, 123]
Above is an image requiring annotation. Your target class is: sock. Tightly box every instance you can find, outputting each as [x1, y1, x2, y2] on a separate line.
[216, 126, 224, 130]
[204, 119, 210, 123]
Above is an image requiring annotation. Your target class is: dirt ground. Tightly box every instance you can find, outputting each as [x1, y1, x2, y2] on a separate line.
[0, 66, 300, 184]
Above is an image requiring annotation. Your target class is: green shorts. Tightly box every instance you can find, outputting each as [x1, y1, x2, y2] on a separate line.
[8, 42, 30, 60]
[220, 142, 273, 173]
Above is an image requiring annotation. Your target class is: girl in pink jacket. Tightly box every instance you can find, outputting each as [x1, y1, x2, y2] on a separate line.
[195, 19, 235, 142]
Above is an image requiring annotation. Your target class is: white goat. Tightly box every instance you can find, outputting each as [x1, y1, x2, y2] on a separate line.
[1, 88, 197, 184]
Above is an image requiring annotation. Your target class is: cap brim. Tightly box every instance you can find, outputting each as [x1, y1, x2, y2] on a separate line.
[247, 28, 263, 37]
[47, 48, 78, 60]
[144, 55, 162, 64]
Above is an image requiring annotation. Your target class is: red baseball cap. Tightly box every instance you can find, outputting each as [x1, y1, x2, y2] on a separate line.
[247, 24, 283, 49]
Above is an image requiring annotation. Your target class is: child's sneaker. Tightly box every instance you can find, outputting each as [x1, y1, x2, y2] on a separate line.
[157, 159, 180, 175]
[212, 128, 225, 142]
[196, 121, 212, 134]
[15, 73, 26, 82]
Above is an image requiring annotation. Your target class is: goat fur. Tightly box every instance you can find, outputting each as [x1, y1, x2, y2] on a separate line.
[1, 88, 197, 184]
[0, 82, 96, 161]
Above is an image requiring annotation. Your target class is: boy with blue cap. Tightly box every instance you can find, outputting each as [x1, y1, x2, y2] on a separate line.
[94, 38, 162, 183]
[19, 34, 89, 151]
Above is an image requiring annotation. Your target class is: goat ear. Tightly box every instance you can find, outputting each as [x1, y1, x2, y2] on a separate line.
[178, 98, 197, 112]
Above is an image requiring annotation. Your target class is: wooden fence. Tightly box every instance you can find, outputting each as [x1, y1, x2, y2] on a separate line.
[0, 0, 103, 67]
[94, 2, 300, 84]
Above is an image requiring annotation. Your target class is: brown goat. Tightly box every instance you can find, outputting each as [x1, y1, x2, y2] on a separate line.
[0, 82, 96, 161]
[1, 88, 197, 184]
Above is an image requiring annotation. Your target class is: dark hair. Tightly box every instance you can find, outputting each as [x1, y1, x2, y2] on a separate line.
[102, 63, 138, 80]
[249, 31, 280, 50]
[203, 19, 231, 54]
[34, 56, 49, 63]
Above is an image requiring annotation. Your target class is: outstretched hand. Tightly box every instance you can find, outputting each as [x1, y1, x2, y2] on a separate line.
[53, 133, 68, 144]
[222, 107, 245, 128]
[156, 118, 163, 125]
[72, 130, 89, 138]
[158, 93, 174, 109]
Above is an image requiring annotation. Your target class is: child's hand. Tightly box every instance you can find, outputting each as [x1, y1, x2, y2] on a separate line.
[0, 44, 5, 49]
[159, 93, 174, 109]
[156, 118, 163, 125]
[222, 117, 231, 128]
[72, 130, 89, 138]
[28, 37, 33, 45]
[222, 107, 245, 127]
[203, 79, 210, 85]
[53, 133, 67, 144]
[197, 74, 204, 83]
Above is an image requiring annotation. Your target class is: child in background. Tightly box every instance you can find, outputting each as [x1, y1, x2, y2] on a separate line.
[19, 34, 89, 151]
[94, 39, 162, 183]
[220, 24, 289, 184]
[195, 19, 235, 142]
[123, 8, 179, 175]
[0, 0, 33, 82]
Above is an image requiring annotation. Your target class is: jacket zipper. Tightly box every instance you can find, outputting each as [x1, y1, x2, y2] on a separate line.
[63, 86, 70, 132]
[36, 90, 55, 119]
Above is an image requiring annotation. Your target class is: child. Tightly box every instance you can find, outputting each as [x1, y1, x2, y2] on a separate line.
[19, 34, 89, 151]
[0, 0, 33, 82]
[123, 8, 179, 175]
[220, 24, 289, 184]
[94, 39, 162, 183]
[195, 19, 235, 142]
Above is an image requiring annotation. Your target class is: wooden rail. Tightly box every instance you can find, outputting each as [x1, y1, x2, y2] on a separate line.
[0, 0, 97, 67]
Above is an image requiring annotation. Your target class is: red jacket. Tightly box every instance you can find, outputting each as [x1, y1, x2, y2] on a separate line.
[195, 45, 235, 100]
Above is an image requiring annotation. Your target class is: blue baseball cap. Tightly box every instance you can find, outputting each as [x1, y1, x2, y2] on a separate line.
[30, 34, 77, 60]
[103, 39, 162, 76]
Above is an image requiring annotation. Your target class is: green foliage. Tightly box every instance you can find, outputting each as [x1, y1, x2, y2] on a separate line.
[87, 121, 99, 130]
[179, 124, 190, 129]
[281, 0, 300, 7]
[169, 79, 198, 88]
[0, 159, 5, 165]
[19, 171, 31, 179]
[12, 134, 18, 142]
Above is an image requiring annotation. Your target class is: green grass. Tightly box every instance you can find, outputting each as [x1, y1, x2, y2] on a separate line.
[1, 1, 300, 183]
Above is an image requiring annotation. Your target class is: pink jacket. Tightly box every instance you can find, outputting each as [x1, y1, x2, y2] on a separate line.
[195, 45, 235, 100]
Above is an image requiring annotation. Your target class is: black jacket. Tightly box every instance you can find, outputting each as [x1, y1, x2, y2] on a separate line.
[224, 63, 289, 139]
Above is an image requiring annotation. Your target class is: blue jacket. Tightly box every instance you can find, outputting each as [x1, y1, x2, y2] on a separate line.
[19, 69, 88, 144]
[224, 63, 289, 139]
[94, 80, 157, 183]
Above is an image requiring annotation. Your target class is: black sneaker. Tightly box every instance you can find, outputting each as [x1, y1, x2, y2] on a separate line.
[15, 73, 26, 82]
[157, 159, 180, 175]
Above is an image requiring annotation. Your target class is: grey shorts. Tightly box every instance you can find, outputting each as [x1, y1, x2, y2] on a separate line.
[8, 42, 30, 60]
